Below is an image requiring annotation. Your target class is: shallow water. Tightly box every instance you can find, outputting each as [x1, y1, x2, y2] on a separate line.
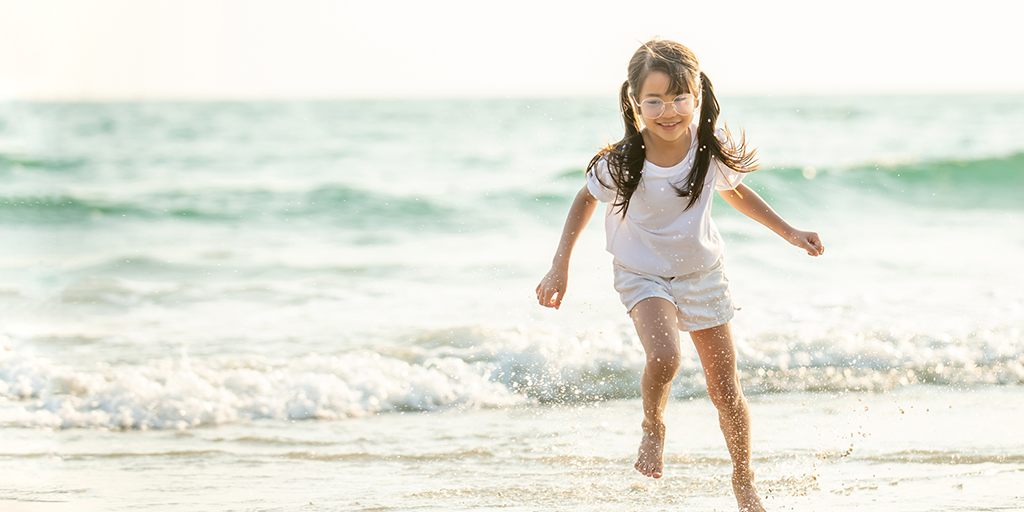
[2, 387, 1022, 511]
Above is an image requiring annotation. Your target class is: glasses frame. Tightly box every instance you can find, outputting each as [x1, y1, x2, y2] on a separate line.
[631, 94, 698, 119]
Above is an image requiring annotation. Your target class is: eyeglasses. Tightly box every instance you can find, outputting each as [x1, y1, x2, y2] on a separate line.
[631, 94, 697, 119]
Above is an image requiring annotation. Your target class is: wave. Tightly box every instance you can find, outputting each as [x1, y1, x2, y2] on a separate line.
[5, 151, 1019, 229]
[500, 152, 1024, 216]
[761, 152, 1024, 208]
[0, 153, 86, 172]
[0, 195, 150, 223]
[0, 346, 521, 430]
[0, 184, 482, 231]
[2, 324, 1021, 430]
[874, 152, 1024, 184]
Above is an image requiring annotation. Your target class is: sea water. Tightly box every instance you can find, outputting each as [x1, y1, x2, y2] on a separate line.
[1, 95, 1022, 511]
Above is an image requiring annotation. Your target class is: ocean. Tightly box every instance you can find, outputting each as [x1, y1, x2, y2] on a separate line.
[1, 95, 1022, 511]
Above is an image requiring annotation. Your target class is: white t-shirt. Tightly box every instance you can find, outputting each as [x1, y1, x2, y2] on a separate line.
[586, 124, 746, 277]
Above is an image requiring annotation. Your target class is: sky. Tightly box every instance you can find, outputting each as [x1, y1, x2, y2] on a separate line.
[1, 0, 1023, 100]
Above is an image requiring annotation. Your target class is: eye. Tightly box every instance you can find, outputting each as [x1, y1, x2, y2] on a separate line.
[643, 99, 664, 106]
[674, 95, 692, 103]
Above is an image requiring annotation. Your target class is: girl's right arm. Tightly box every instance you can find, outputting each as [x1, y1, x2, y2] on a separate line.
[536, 184, 600, 309]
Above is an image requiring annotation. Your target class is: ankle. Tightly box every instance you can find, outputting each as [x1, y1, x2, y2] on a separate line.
[732, 468, 756, 486]
[641, 419, 666, 435]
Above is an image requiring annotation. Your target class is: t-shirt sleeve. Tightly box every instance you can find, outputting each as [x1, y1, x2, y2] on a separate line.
[712, 127, 748, 192]
[586, 158, 618, 203]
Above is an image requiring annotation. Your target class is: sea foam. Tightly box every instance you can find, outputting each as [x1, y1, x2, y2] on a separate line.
[0, 345, 520, 430]
[3, 324, 1022, 430]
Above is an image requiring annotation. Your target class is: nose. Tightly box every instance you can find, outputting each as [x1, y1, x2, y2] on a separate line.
[657, 102, 681, 119]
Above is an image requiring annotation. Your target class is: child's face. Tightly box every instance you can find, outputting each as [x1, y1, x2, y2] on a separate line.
[635, 70, 696, 145]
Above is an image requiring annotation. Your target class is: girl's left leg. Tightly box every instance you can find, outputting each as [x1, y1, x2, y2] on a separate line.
[690, 322, 766, 512]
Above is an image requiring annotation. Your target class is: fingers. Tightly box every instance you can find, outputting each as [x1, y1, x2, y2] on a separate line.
[536, 270, 567, 309]
[804, 232, 825, 257]
[540, 289, 561, 309]
[547, 287, 562, 309]
[536, 282, 562, 309]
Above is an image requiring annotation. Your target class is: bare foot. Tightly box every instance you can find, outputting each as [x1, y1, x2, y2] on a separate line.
[635, 421, 666, 478]
[733, 471, 766, 512]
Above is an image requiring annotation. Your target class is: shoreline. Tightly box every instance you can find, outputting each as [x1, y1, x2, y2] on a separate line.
[2, 385, 1022, 511]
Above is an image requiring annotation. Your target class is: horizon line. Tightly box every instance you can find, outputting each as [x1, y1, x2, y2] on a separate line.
[5, 89, 1024, 104]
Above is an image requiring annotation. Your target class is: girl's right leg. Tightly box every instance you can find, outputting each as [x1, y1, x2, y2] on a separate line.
[628, 297, 682, 479]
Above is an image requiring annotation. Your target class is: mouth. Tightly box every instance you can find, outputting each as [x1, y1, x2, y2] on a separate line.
[657, 121, 681, 130]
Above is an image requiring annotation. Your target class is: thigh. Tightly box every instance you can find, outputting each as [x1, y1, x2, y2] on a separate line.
[629, 297, 682, 356]
[689, 322, 739, 387]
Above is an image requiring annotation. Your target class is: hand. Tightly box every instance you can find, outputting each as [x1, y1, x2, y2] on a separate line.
[536, 266, 568, 309]
[788, 229, 825, 257]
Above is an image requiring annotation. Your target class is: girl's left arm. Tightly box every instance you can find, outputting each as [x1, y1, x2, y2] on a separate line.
[718, 183, 825, 257]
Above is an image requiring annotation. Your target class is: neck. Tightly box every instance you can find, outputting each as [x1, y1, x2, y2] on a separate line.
[641, 124, 692, 167]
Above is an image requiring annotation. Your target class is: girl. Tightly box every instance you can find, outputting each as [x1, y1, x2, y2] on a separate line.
[535, 40, 824, 512]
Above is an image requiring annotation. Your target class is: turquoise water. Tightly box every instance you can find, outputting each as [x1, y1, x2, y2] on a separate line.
[1, 96, 1023, 510]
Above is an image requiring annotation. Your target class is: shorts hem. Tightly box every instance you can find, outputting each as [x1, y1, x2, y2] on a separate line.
[677, 308, 735, 332]
[622, 291, 676, 316]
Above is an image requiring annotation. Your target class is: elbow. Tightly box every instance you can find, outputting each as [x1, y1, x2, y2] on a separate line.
[578, 189, 598, 207]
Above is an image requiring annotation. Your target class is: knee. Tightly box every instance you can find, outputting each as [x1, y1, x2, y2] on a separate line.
[707, 380, 744, 411]
[645, 346, 681, 380]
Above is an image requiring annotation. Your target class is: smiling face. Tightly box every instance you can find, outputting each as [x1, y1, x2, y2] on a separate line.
[635, 70, 697, 146]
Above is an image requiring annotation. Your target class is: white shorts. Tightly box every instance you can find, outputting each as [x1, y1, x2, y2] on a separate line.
[612, 257, 736, 332]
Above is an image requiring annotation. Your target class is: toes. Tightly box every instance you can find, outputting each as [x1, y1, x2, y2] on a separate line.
[637, 464, 659, 478]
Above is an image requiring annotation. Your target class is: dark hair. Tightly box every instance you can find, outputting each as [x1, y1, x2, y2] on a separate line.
[587, 39, 757, 215]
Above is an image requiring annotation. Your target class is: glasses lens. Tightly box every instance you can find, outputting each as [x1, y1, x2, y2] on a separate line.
[671, 96, 695, 116]
[639, 99, 664, 118]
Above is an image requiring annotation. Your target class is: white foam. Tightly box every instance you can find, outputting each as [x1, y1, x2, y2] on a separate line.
[0, 346, 521, 430]
[2, 324, 1022, 430]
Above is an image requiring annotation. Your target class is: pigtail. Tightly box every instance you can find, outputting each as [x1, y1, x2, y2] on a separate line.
[618, 80, 642, 142]
[587, 81, 645, 216]
[674, 71, 758, 210]
[704, 71, 758, 175]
